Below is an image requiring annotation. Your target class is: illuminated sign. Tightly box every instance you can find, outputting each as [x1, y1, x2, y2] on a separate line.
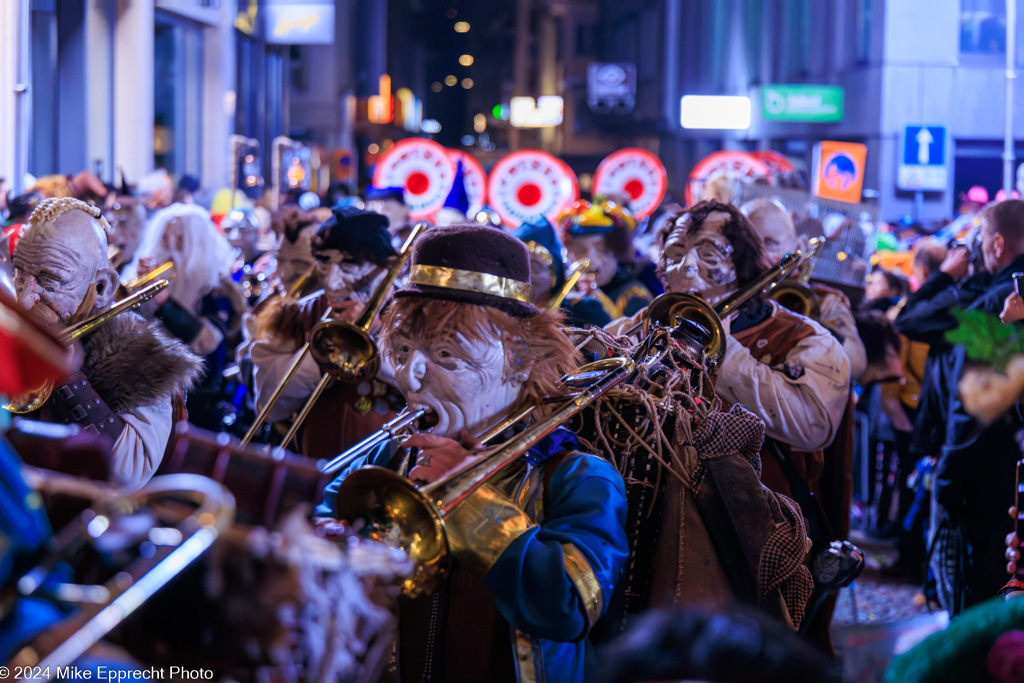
[762, 85, 844, 123]
[680, 96, 751, 130]
[263, 4, 334, 44]
[510, 96, 564, 128]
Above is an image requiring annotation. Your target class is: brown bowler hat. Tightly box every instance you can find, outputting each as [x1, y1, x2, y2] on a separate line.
[396, 223, 539, 317]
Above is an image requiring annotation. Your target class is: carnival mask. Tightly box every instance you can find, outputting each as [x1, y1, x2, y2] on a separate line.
[390, 329, 520, 440]
[315, 248, 379, 304]
[15, 210, 117, 326]
[660, 211, 738, 305]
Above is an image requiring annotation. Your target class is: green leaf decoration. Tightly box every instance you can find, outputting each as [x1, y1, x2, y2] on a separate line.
[946, 308, 1024, 372]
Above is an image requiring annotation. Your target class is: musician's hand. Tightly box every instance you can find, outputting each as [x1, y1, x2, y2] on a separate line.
[314, 516, 353, 540]
[1007, 505, 1020, 575]
[406, 430, 483, 485]
[329, 298, 364, 324]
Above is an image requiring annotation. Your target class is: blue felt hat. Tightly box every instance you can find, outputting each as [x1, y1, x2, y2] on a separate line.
[512, 216, 566, 291]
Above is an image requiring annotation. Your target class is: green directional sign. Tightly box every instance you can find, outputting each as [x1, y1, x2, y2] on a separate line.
[762, 85, 844, 123]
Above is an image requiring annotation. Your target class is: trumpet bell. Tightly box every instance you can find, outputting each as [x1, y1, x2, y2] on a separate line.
[644, 292, 725, 365]
[309, 319, 381, 382]
[333, 465, 449, 597]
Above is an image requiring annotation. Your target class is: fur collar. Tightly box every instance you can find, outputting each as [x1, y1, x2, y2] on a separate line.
[82, 311, 204, 413]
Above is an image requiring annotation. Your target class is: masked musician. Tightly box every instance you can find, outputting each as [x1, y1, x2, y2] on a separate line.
[130, 203, 249, 431]
[13, 198, 202, 489]
[316, 224, 629, 683]
[250, 205, 404, 459]
[559, 200, 659, 327]
[609, 200, 851, 643]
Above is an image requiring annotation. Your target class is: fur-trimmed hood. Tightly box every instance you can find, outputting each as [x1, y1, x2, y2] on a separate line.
[82, 311, 204, 413]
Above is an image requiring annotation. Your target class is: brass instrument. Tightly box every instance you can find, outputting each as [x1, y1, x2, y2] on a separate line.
[547, 258, 590, 310]
[332, 356, 635, 596]
[638, 250, 803, 366]
[5, 280, 170, 414]
[767, 236, 826, 319]
[9, 473, 234, 675]
[240, 222, 427, 449]
[123, 260, 175, 292]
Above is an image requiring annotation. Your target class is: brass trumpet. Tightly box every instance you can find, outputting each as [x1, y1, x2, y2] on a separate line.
[638, 251, 803, 366]
[332, 356, 635, 597]
[5, 280, 170, 414]
[240, 222, 427, 449]
[767, 236, 825, 320]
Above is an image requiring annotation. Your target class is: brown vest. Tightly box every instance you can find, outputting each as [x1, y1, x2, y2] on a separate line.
[299, 378, 402, 461]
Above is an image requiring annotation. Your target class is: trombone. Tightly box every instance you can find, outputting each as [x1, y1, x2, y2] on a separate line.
[5, 280, 170, 414]
[331, 356, 635, 597]
[767, 236, 826, 320]
[633, 250, 803, 366]
[239, 222, 427, 449]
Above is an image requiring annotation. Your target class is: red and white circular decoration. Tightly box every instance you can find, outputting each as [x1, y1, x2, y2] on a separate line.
[686, 151, 771, 206]
[487, 150, 579, 229]
[445, 149, 488, 218]
[593, 148, 668, 220]
[751, 150, 796, 175]
[373, 138, 456, 220]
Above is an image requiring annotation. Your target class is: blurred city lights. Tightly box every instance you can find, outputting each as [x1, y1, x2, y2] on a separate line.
[679, 95, 751, 129]
[461, 78, 474, 89]
[459, 54, 474, 66]
[454, 21, 470, 33]
[367, 143, 380, 154]
[445, 75, 457, 86]
[510, 96, 563, 128]
[421, 119, 442, 134]
[492, 103, 510, 120]
[461, 135, 476, 146]
[431, 81, 443, 92]
[473, 113, 487, 133]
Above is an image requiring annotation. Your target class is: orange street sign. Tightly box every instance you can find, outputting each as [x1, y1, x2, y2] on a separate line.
[812, 141, 867, 204]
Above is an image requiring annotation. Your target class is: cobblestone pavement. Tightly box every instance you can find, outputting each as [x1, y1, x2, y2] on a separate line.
[832, 530, 936, 629]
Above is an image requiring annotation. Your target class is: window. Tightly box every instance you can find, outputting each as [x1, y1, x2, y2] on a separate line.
[154, 14, 203, 177]
[961, 0, 1006, 54]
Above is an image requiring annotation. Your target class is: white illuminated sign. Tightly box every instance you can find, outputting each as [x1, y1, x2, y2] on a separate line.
[510, 96, 564, 128]
[680, 95, 751, 130]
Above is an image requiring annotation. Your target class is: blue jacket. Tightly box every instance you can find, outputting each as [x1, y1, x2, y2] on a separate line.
[317, 427, 629, 683]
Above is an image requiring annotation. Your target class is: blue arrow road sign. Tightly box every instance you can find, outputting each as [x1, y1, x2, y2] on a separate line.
[903, 126, 945, 167]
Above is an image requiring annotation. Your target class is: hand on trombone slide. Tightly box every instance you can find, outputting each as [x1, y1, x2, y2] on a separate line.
[406, 430, 484, 485]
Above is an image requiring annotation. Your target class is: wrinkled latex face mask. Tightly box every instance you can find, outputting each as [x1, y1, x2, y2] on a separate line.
[14, 211, 115, 326]
[315, 248, 378, 303]
[390, 327, 519, 440]
[660, 211, 737, 305]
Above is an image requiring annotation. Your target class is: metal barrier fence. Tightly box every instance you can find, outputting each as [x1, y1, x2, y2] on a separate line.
[733, 179, 881, 288]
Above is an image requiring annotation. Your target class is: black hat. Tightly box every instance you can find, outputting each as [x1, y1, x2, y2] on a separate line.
[312, 205, 394, 266]
[397, 223, 538, 317]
